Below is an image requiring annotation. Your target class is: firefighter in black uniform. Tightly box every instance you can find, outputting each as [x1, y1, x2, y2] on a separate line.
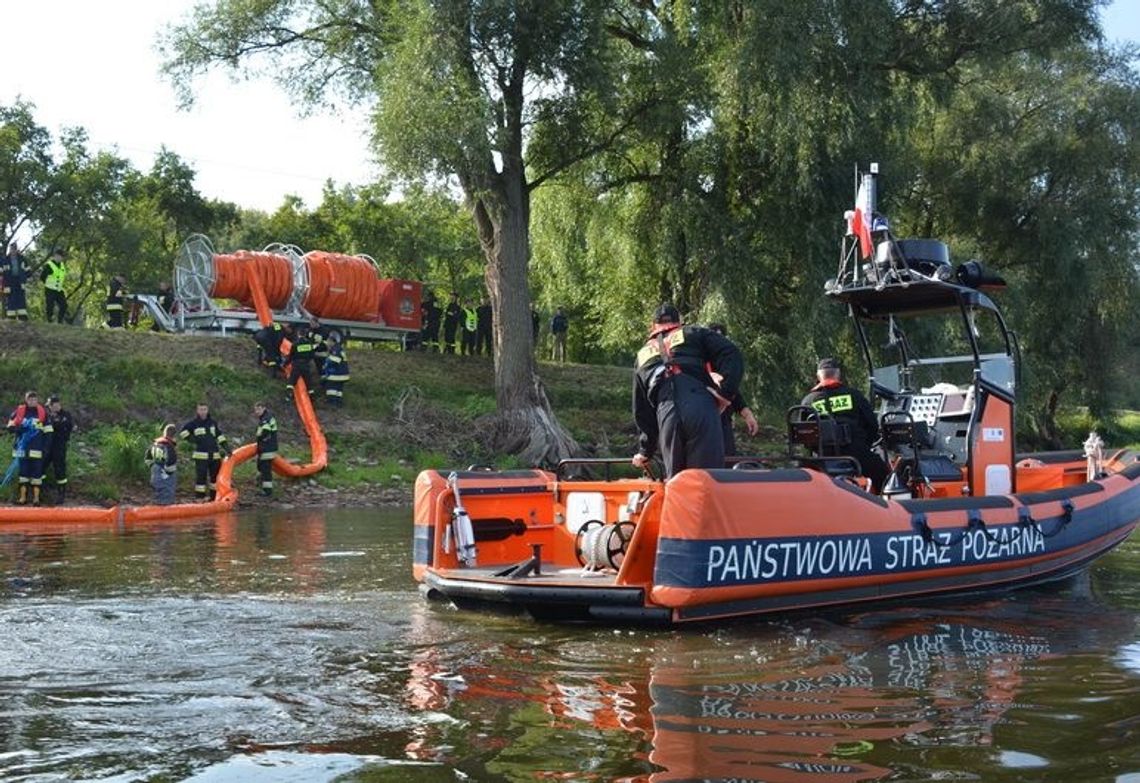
[421, 293, 441, 352]
[321, 332, 350, 406]
[178, 403, 230, 501]
[106, 274, 127, 328]
[442, 292, 461, 354]
[42, 394, 74, 504]
[3, 242, 29, 320]
[308, 318, 331, 375]
[253, 322, 286, 370]
[631, 304, 744, 479]
[476, 298, 493, 356]
[800, 358, 889, 493]
[286, 325, 317, 400]
[253, 402, 278, 496]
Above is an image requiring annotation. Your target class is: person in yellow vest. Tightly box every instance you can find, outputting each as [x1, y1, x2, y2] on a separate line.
[40, 249, 68, 323]
[461, 299, 478, 356]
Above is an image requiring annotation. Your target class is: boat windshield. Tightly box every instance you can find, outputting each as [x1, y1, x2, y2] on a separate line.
[861, 305, 1014, 397]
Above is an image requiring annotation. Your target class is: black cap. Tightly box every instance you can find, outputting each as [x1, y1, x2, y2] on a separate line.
[653, 304, 681, 324]
[817, 358, 840, 372]
[47, 394, 60, 403]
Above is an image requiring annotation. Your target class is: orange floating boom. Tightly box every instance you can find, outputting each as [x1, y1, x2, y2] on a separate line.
[0, 259, 328, 525]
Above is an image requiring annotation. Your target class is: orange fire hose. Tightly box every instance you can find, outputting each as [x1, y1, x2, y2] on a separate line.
[209, 249, 381, 323]
[301, 251, 382, 322]
[0, 260, 329, 525]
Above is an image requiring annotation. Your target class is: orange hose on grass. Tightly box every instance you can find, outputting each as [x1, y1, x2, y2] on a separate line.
[0, 257, 329, 525]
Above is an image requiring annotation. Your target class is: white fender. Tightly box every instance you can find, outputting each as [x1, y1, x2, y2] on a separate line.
[447, 472, 477, 566]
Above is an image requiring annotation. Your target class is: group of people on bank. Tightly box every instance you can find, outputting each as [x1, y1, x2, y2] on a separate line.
[3, 391, 74, 506]
[4, 393, 280, 507]
[251, 318, 350, 406]
[1, 241, 163, 328]
[144, 401, 278, 506]
[419, 292, 570, 362]
[631, 303, 887, 490]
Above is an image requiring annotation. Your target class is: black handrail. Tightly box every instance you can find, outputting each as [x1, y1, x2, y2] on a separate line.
[556, 458, 648, 481]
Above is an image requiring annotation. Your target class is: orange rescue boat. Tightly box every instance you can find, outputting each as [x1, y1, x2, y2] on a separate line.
[412, 166, 1140, 624]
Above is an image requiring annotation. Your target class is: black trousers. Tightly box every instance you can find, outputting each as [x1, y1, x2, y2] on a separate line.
[720, 410, 742, 457]
[847, 446, 890, 493]
[257, 456, 274, 491]
[46, 447, 67, 485]
[443, 322, 458, 353]
[288, 358, 316, 392]
[45, 289, 67, 323]
[193, 457, 220, 498]
[476, 326, 492, 356]
[461, 329, 477, 355]
[656, 378, 725, 479]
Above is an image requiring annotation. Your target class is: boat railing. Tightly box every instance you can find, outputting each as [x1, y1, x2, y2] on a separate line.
[556, 458, 648, 481]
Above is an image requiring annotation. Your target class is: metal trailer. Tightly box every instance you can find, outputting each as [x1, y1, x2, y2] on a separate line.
[137, 234, 420, 347]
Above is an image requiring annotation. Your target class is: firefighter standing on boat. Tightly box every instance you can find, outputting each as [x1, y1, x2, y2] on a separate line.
[178, 403, 229, 501]
[631, 304, 744, 478]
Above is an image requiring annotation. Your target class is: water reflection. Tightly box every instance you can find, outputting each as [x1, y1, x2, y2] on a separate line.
[0, 512, 1137, 782]
[402, 588, 1140, 781]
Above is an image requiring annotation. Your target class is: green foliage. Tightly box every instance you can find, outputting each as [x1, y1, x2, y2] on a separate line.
[7, 2, 1136, 464]
[99, 427, 150, 482]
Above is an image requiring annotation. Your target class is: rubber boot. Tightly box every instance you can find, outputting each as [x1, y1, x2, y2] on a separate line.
[31, 486, 41, 506]
[56, 485, 66, 505]
[16, 485, 27, 505]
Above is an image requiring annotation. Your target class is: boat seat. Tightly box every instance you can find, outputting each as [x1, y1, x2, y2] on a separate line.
[785, 406, 862, 479]
[880, 410, 962, 484]
[914, 455, 962, 482]
[786, 406, 852, 455]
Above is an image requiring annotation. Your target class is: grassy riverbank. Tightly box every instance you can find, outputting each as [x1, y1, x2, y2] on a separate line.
[0, 321, 1135, 509]
[0, 320, 642, 507]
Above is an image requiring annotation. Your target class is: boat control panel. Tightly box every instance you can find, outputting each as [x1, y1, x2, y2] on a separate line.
[879, 384, 975, 468]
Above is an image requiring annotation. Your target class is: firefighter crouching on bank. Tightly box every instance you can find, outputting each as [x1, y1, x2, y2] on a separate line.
[146, 424, 179, 505]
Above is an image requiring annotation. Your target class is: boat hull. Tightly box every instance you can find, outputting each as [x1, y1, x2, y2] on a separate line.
[413, 461, 1140, 624]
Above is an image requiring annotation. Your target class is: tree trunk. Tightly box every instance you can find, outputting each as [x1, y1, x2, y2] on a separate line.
[466, 166, 578, 468]
[1037, 388, 1063, 449]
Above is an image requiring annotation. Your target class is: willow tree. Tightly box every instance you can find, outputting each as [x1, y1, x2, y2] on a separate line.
[162, 0, 647, 464]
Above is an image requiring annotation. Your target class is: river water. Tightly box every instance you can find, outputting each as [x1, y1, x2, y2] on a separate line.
[0, 508, 1137, 782]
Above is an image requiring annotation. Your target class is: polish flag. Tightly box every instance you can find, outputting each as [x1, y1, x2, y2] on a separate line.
[852, 179, 873, 259]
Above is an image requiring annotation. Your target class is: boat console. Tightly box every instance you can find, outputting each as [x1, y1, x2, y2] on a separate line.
[824, 165, 1017, 498]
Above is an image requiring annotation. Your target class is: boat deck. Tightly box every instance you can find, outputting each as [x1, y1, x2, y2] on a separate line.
[436, 564, 621, 587]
